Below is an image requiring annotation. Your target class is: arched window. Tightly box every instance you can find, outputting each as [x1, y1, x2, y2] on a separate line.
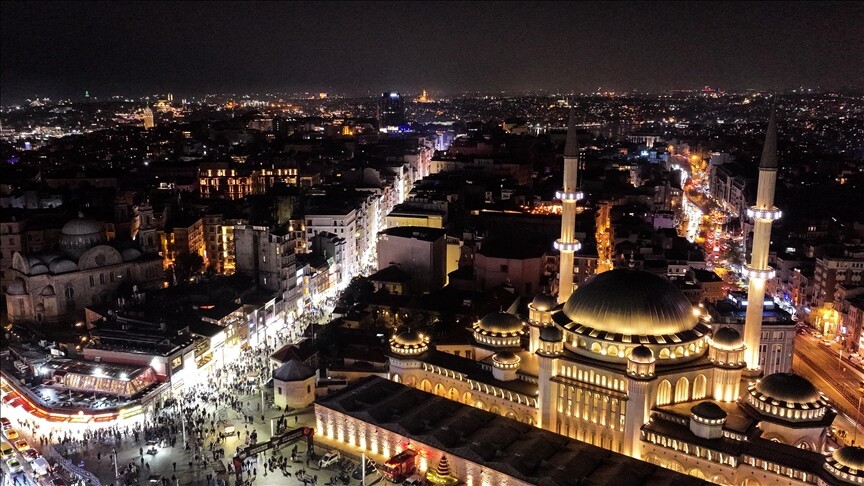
[688, 468, 706, 479]
[657, 380, 672, 406]
[674, 376, 690, 403]
[607, 345, 619, 357]
[659, 348, 671, 359]
[693, 374, 707, 400]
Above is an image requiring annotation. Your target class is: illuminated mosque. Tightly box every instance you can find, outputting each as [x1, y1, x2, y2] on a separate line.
[365, 107, 863, 485]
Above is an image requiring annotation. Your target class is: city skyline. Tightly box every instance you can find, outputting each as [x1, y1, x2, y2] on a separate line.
[2, 1, 863, 103]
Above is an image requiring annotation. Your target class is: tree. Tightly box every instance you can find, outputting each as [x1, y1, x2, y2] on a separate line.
[174, 252, 204, 283]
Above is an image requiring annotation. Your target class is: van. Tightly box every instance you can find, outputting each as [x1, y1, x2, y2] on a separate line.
[32, 457, 51, 477]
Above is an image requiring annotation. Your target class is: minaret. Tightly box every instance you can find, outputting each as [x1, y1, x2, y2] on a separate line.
[555, 108, 583, 303]
[742, 102, 782, 373]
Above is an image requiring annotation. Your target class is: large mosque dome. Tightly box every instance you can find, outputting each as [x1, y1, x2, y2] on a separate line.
[562, 269, 698, 336]
[59, 214, 106, 259]
[553, 269, 710, 363]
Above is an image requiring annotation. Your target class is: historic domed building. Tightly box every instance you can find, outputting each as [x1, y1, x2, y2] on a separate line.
[381, 109, 849, 485]
[386, 267, 843, 485]
[5, 214, 163, 324]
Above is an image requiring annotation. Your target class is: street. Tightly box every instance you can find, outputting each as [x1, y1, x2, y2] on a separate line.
[793, 332, 864, 444]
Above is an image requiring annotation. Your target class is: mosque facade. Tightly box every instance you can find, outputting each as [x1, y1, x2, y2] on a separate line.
[5, 214, 163, 324]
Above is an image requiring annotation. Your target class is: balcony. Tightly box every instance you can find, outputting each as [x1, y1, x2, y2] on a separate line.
[555, 190, 584, 202]
[554, 240, 582, 252]
[742, 265, 776, 280]
[746, 207, 782, 221]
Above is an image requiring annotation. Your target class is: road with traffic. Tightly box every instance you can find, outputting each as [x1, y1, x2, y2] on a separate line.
[793, 331, 864, 445]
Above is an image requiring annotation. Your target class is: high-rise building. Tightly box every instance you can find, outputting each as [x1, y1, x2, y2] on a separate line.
[379, 92, 405, 131]
[142, 107, 155, 130]
[742, 104, 783, 374]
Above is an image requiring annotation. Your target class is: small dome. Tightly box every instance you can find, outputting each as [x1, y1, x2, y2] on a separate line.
[39, 285, 56, 297]
[121, 248, 142, 262]
[629, 345, 655, 363]
[61, 216, 105, 236]
[530, 292, 558, 312]
[492, 351, 522, 369]
[7, 278, 27, 295]
[389, 330, 429, 355]
[393, 330, 426, 347]
[691, 402, 727, 421]
[492, 350, 520, 365]
[562, 269, 698, 336]
[539, 325, 563, 342]
[755, 373, 821, 404]
[49, 259, 78, 274]
[833, 446, 864, 472]
[39, 252, 63, 265]
[476, 312, 524, 335]
[711, 327, 744, 350]
[29, 263, 49, 275]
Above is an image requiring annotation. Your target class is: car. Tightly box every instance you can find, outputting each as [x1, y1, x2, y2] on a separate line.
[23, 448, 40, 462]
[0, 442, 13, 459]
[352, 458, 378, 479]
[0, 417, 10, 430]
[402, 475, 422, 486]
[3, 428, 19, 440]
[318, 450, 341, 468]
[50, 477, 68, 486]
[821, 339, 832, 346]
[14, 439, 29, 452]
[6, 457, 23, 474]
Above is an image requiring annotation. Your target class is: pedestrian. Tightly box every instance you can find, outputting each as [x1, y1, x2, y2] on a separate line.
[173, 461, 177, 471]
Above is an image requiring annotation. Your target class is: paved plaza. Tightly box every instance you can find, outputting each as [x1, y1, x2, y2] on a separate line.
[3, 303, 390, 486]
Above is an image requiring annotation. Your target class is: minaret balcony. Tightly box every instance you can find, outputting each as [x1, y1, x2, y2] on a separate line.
[746, 207, 782, 221]
[742, 265, 776, 280]
[555, 190, 583, 202]
[554, 240, 581, 252]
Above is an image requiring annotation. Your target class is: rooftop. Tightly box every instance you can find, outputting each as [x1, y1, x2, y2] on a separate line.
[379, 226, 447, 242]
[317, 376, 706, 486]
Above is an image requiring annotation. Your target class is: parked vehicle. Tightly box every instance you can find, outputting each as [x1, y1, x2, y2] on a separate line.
[14, 439, 30, 452]
[6, 457, 23, 473]
[23, 448, 40, 462]
[318, 450, 341, 468]
[402, 475, 422, 486]
[380, 449, 417, 483]
[352, 458, 377, 479]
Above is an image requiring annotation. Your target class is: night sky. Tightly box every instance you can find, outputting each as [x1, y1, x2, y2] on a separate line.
[2, 1, 862, 102]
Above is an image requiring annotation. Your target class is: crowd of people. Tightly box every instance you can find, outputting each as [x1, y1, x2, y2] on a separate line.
[7, 307, 340, 486]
